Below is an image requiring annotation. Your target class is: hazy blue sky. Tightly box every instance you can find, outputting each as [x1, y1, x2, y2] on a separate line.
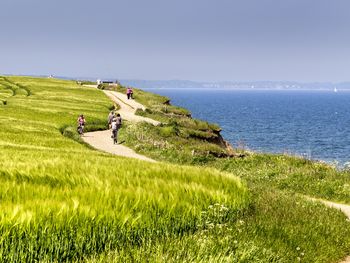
[1, 0, 350, 82]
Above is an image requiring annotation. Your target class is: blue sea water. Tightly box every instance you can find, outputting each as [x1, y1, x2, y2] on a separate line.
[145, 89, 350, 165]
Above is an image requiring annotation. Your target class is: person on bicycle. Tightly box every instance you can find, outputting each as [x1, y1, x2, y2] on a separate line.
[77, 114, 86, 135]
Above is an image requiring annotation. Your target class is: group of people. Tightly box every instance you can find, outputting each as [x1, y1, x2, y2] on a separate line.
[76, 112, 122, 144]
[108, 111, 122, 144]
[77, 86, 133, 141]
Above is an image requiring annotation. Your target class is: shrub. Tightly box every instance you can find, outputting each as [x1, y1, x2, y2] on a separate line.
[159, 126, 177, 137]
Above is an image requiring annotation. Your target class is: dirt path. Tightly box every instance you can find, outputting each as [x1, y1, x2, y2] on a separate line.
[82, 130, 155, 162]
[320, 200, 350, 219]
[103, 90, 160, 126]
[81, 89, 159, 162]
[341, 256, 350, 263]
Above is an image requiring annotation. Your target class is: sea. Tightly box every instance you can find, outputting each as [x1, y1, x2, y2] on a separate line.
[144, 89, 350, 166]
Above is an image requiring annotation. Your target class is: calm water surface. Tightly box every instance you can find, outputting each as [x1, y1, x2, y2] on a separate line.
[145, 89, 350, 164]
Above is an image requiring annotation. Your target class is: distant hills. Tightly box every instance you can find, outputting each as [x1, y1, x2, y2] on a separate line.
[4, 74, 350, 90]
[119, 79, 350, 90]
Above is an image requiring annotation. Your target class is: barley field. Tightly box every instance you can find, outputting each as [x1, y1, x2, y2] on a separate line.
[0, 76, 249, 262]
[1, 76, 350, 262]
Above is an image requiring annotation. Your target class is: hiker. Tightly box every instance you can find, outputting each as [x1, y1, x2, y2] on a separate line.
[107, 111, 115, 129]
[77, 114, 86, 135]
[126, 87, 133, 99]
[111, 113, 122, 144]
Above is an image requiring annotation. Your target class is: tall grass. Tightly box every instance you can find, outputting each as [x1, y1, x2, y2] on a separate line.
[1, 76, 350, 262]
[213, 153, 350, 203]
[115, 83, 350, 262]
[0, 76, 249, 261]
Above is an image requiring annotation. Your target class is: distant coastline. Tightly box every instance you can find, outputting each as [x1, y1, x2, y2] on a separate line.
[120, 80, 350, 91]
[3, 74, 350, 91]
[119, 79, 350, 91]
[137, 87, 350, 92]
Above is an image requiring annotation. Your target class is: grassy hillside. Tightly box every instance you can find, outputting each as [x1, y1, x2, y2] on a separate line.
[1, 76, 350, 262]
[0, 76, 249, 262]
[114, 85, 350, 203]
[101, 84, 350, 262]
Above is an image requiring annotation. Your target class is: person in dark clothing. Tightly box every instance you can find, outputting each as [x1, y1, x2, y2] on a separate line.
[111, 114, 122, 144]
[126, 87, 133, 99]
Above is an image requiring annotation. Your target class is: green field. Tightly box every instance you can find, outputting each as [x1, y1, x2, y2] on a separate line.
[1, 76, 350, 262]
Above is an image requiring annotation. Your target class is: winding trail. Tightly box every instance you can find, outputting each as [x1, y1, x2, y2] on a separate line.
[103, 90, 160, 126]
[320, 200, 350, 219]
[83, 86, 350, 262]
[81, 88, 159, 162]
[82, 129, 155, 162]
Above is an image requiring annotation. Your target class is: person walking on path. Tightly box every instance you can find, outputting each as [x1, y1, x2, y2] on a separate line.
[126, 87, 133, 100]
[111, 113, 122, 144]
[107, 111, 115, 129]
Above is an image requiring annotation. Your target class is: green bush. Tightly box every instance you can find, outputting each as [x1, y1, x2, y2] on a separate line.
[159, 126, 177, 137]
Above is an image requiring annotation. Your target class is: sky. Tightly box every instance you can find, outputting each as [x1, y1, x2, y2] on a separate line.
[1, 0, 350, 82]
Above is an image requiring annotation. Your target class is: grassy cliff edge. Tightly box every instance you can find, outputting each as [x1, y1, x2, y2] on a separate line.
[0, 76, 349, 262]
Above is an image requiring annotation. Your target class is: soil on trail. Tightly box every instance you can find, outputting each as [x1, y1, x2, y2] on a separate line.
[103, 90, 160, 126]
[82, 130, 155, 162]
[320, 200, 350, 219]
[81, 89, 158, 162]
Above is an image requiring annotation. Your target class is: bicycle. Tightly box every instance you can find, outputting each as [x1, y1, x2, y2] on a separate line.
[77, 124, 84, 135]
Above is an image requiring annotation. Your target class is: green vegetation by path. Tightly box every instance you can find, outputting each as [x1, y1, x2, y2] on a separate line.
[101, 85, 229, 161]
[86, 190, 350, 263]
[111, 85, 350, 262]
[213, 153, 350, 203]
[115, 86, 350, 203]
[0, 76, 249, 262]
[1, 76, 350, 262]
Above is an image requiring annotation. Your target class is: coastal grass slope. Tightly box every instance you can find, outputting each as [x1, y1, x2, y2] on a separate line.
[114, 84, 350, 203]
[0, 76, 249, 262]
[1, 76, 350, 262]
[101, 83, 350, 262]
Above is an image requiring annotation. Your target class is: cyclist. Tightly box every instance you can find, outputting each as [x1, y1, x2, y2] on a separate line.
[77, 114, 86, 135]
